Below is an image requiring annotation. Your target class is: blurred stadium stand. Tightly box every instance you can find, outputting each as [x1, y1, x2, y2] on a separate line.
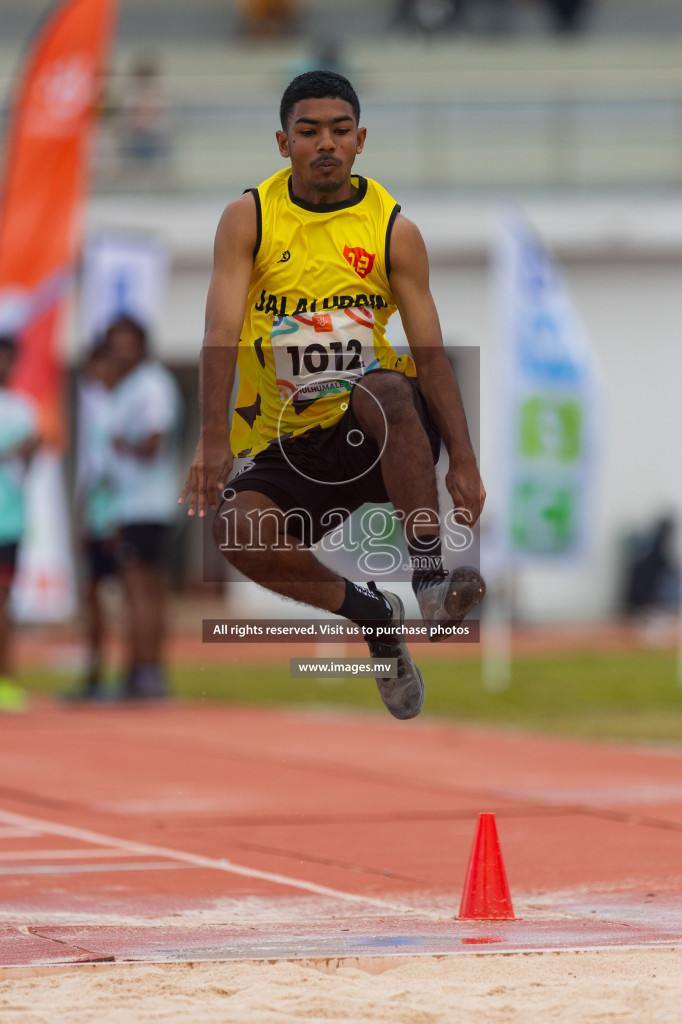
[2, 0, 682, 41]
[1, 2, 682, 196]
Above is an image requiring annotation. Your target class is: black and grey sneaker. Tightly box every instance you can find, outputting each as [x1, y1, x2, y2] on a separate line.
[415, 566, 486, 642]
[365, 584, 424, 720]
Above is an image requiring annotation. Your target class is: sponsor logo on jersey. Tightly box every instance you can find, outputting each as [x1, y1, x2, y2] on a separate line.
[277, 250, 291, 263]
[294, 312, 334, 332]
[343, 245, 376, 280]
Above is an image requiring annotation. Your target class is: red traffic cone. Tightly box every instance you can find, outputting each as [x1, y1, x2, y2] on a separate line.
[458, 812, 515, 920]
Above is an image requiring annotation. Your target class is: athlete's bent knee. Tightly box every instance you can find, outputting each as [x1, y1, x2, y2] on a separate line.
[354, 371, 416, 428]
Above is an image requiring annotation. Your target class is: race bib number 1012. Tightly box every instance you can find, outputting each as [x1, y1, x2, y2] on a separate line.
[271, 306, 378, 404]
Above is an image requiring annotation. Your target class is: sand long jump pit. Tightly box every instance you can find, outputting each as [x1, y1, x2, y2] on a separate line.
[2, 701, 682, 1020]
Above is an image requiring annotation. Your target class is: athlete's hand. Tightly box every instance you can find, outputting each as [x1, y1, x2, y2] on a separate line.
[178, 434, 233, 518]
[445, 455, 486, 527]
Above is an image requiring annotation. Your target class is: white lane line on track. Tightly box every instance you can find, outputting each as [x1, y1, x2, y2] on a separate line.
[0, 848, 148, 862]
[0, 808, 445, 922]
[0, 862, 189, 876]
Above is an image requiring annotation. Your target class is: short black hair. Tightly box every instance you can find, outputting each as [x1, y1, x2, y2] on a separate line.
[103, 314, 148, 353]
[279, 70, 360, 130]
[0, 334, 17, 353]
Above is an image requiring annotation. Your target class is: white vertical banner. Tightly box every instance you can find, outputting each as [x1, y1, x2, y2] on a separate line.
[496, 213, 600, 562]
[12, 449, 77, 622]
[80, 233, 169, 343]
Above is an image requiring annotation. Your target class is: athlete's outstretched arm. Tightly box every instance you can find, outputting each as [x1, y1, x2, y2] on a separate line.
[179, 193, 258, 517]
[389, 213, 485, 526]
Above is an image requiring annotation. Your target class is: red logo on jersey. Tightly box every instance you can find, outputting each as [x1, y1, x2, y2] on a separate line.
[294, 313, 333, 332]
[343, 245, 375, 279]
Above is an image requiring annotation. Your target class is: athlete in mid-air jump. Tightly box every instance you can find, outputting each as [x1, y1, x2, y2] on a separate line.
[181, 70, 485, 719]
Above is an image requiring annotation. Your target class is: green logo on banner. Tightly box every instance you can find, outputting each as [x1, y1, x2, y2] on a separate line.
[518, 396, 582, 464]
[510, 478, 579, 554]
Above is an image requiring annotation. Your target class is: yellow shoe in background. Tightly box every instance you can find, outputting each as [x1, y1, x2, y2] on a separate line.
[0, 678, 28, 713]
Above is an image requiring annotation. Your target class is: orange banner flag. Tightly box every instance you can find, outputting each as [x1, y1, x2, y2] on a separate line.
[0, 0, 118, 447]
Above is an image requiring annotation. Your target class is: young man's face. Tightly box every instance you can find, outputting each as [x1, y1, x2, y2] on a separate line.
[276, 96, 366, 203]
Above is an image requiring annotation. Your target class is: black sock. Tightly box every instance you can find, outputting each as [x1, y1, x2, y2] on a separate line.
[408, 534, 444, 595]
[336, 579, 393, 632]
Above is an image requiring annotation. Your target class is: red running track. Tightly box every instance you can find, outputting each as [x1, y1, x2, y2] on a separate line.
[1, 699, 682, 967]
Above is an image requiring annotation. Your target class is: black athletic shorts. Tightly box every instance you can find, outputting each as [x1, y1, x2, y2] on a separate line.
[117, 523, 172, 568]
[84, 536, 119, 582]
[224, 371, 441, 547]
[0, 543, 18, 586]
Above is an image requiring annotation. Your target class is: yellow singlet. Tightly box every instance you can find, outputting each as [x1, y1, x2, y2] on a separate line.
[231, 167, 416, 458]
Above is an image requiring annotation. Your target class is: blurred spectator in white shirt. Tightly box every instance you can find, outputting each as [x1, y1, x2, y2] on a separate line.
[68, 342, 121, 702]
[106, 316, 182, 700]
